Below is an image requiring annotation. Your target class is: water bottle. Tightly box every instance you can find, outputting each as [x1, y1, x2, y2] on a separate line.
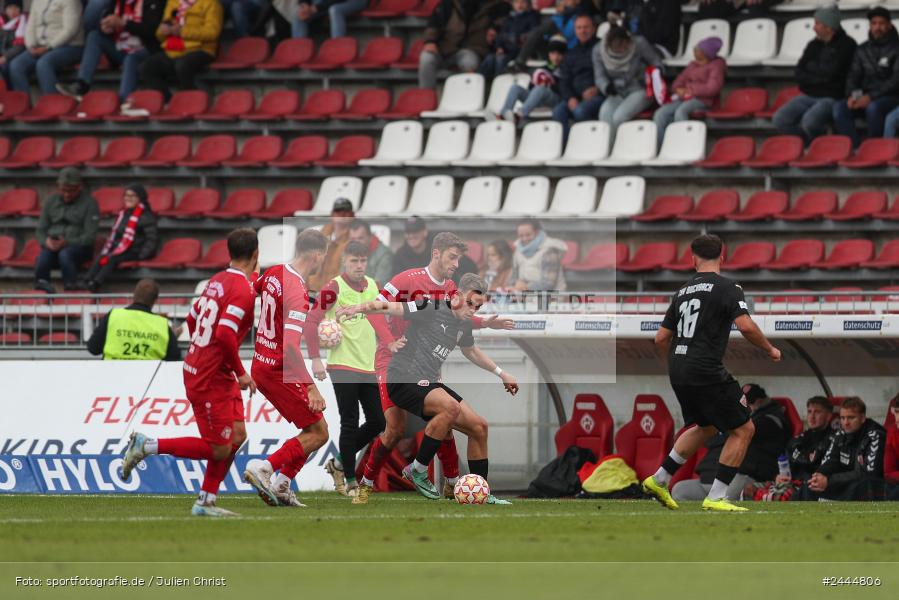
[777, 454, 791, 478]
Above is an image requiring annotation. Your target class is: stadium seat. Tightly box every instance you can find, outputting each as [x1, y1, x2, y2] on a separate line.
[861, 240, 899, 269]
[546, 121, 611, 166]
[3, 239, 41, 267]
[725, 191, 788, 221]
[873, 195, 899, 220]
[763, 18, 814, 66]
[286, 89, 345, 121]
[92, 187, 125, 216]
[207, 189, 266, 218]
[465, 240, 483, 266]
[345, 36, 403, 69]
[38, 333, 78, 345]
[0, 189, 38, 216]
[694, 136, 754, 168]
[643, 121, 706, 166]
[766, 239, 825, 270]
[554, 394, 614, 458]
[719, 242, 775, 271]
[175, 135, 236, 167]
[756, 86, 802, 118]
[185, 239, 230, 270]
[210, 36, 269, 69]
[727, 18, 777, 66]
[195, 90, 254, 121]
[105, 90, 164, 122]
[0, 137, 8, 162]
[150, 90, 209, 121]
[39, 136, 100, 168]
[618, 242, 678, 272]
[476, 72, 531, 118]
[811, 239, 874, 270]
[0, 235, 15, 263]
[452, 120, 515, 166]
[147, 187, 175, 212]
[15, 94, 76, 122]
[361, 0, 418, 17]
[773, 0, 831, 12]
[407, 0, 438, 17]
[666, 19, 731, 67]
[84, 137, 146, 168]
[131, 135, 190, 167]
[135, 238, 202, 269]
[566, 242, 628, 271]
[333, 88, 391, 120]
[0, 137, 55, 169]
[61, 91, 119, 122]
[632, 195, 693, 222]
[0, 91, 30, 121]
[157, 189, 221, 218]
[259, 38, 314, 70]
[243, 89, 300, 121]
[358, 175, 409, 215]
[594, 120, 657, 166]
[268, 135, 329, 167]
[249, 189, 313, 218]
[376, 88, 437, 119]
[0, 333, 33, 345]
[824, 191, 887, 220]
[405, 120, 470, 166]
[771, 397, 803, 437]
[741, 135, 803, 168]
[595, 176, 645, 217]
[775, 191, 838, 221]
[258, 224, 298, 268]
[301, 37, 358, 70]
[500, 176, 550, 214]
[789, 135, 852, 168]
[842, 18, 869, 45]
[405, 175, 455, 214]
[547, 176, 598, 214]
[391, 38, 424, 69]
[455, 176, 503, 215]
[222, 136, 283, 167]
[661, 247, 694, 271]
[614, 395, 675, 480]
[707, 88, 768, 119]
[421, 73, 485, 118]
[498, 121, 563, 166]
[311, 176, 363, 213]
[841, 138, 899, 167]
[679, 190, 740, 222]
[358, 121, 424, 166]
[313, 135, 375, 167]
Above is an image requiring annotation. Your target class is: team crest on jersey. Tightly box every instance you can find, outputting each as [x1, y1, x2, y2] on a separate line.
[417, 380, 430, 387]
[580, 414, 595, 434]
[221, 426, 232, 440]
[640, 415, 655, 434]
[739, 395, 749, 408]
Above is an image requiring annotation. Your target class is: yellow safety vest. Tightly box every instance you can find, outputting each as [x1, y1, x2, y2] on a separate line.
[103, 308, 170, 360]
[325, 276, 378, 372]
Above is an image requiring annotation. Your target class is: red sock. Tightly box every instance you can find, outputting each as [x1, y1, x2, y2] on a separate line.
[267, 438, 304, 472]
[158, 437, 214, 460]
[280, 443, 308, 479]
[201, 444, 239, 495]
[362, 436, 391, 482]
[437, 436, 460, 479]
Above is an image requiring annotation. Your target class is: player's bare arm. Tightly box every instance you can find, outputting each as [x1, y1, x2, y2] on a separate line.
[734, 314, 782, 361]
[336, 300, 405, 321]
[460, 345, 519, 396]
[655, 326, 674, 354]
[480, 314, 516, 330]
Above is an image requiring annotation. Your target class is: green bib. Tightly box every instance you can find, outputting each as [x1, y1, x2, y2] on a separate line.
[325, 276, 378, 371]
[103, 308, 170, 360]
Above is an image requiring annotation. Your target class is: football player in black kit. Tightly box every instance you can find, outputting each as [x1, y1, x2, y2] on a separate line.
[642, 234, 782, 512]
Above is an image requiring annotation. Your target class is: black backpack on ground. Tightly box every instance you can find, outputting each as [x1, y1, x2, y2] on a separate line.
[525, 446, 596, 498]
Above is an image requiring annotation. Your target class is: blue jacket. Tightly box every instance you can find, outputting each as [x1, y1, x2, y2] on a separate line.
[496, 9, 541, 55]
[551, 9, 578, 48]
[559, 37, 598, 101]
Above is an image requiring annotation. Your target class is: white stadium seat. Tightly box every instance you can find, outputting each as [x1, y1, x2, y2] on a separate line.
[358, 121, 423, 167]
[474, 72, 531, 118]
[595, 176, 645, 218]
[594, 120, 657, 167]
[843, 19, 869, 46]
[840, 0, 876, 8]
[763, 18, 814, 67]
[310, 176, 363, 214]
[500, 176, 550, 215]
[358, 176, 409, 215]
[546, 121, 611, 166]
[643, 121, 706, 166]
[421, 73, 485, 118]
[681, 0, 698, 12]
[405, 120, 470, 166]
[665, 19, 730, 67]
[452, 120, 516, 166]
[455, 176, 503, 215]
[405, 175, 455, 214]
[548, 176, 598, 214]
[726, 19, 777, 66]
[773, 0, 829, 12]
[370, 224, 391, 247]
[498, 121, 563, 166]
[258, 224, 298, 268]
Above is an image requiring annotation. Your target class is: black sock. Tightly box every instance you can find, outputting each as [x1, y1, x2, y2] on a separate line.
[715, 463, 738, 486]
[413, 434, 442, 468]
[661, 455, 682, 477]
[468, 458, 488, 479]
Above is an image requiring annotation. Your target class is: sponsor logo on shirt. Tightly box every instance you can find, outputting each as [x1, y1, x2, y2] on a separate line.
[674, 345, 688, 355]
[843, 320, 882, 331]
[575, 320, 612, 331]
[514, 320, 547, 331]
[417, 380, 430, 387]
[775, 320, 813, 331]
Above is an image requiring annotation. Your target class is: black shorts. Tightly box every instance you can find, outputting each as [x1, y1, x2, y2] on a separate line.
[671, 378, 751, 432]
[385, 380, 463, 420]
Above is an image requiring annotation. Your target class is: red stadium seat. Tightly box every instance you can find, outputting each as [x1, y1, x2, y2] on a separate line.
[775, 191, 837, 221]
[375, 88, 437, 119]
[3, 239, 41, 267]
[176, 135, 236, 167]
[789, 135, 852, 168]
[136, 238, 202, 268]
[313, 135, 375, 167]
[38, 332, 78, 344]
[15, 94, 76, 122]
[244, 89, 300, 121]
[661, 247, 693, 271]
[465, 240, 483, 266]
[85, 137, 147, 168]
[771, 397, 803, 438]
[407, 0, 439, 17]
[706, 88, 767, 119]
[766, 239, 825, 270]
[873, 195, 899, 220]
[211, 37, 269, 69]
[222, 136, 283, 167]
[0, 333, 33, 345]
[861, 240, 899, 269]
[0, 91, 30, 121]
[286, 89, 345, 121]
[679, 189, 739, 221]
[756, 86, 801, 119]
[346, 37, 403, 69]
[268, 135, 329, 167]
[554, 394, 614, 459]
[40, 136, 100, 168]
[566, 242, 628, 271]
[258, 38, 314, 70]
[0, 137, 8, 161]
[61, 90, 119, 122]
[207, 189, 266, 218]
[741, 135, 803, 168]
[842, 138, 899, 168]
[147, 187, 175, 213]
[0, 235, 14, 262]
[720, 242, 776, 271]
[105, 90, 164, 122]
[614, 395, 675, 480]
[249, 189, 313, 218]
[885, 395, 898, 427]
[150, 90, 209, 122]
[391, 38, 424, 69]
[669, 426, 709, 488]
[725, 191, 788, 221]
[694, 136, 754, 168]
[631, 195, 693, 222]
[195, 90, 255, 121]
[361, 0, 419, 17]
[157, 189, 221, 218]
[131, 135, 191, 167]
[0, 189, 38, 216]
[333, 89, 391, 120]
[560, 240, 579, 268]
[823, 191, 886, 221]
[92, 187, 125, 216]
[0, 136, 54, 169]
[301, 37, 357, 70]
[618, 242, 677, 272]
[810, 239, 874, 269]
[185, 239, 230, 269]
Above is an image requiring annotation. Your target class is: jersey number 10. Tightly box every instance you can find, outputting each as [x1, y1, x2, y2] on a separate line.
[677, 299, 701, 339]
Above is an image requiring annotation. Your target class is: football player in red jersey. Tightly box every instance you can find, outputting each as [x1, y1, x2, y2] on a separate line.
[121, 229, 259, 517]
[243, 229, 331, 508]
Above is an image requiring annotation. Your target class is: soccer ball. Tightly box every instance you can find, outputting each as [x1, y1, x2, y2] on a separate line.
[453, 474, 490, 505]
[318, 319, 343, 349]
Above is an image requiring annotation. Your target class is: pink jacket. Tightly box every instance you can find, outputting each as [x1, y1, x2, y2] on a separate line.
[671, 57, 726, 108]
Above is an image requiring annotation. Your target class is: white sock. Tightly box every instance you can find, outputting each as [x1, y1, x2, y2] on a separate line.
[412, 459, 428, 473]
[707, 479, 729, 501]
[652, 467, 672, 485]
[361, 476, 374, 487]
[143, 439, 158, 455]
[333, 457, 343, 471]
[445, 476, 458, 486]
[196, 491, 216, 505]
[273, 473, 291, 491]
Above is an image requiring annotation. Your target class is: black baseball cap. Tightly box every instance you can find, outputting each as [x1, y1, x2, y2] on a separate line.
[742, 383, 768, 404]
[404, 216, 427, 233]
[868, 6, 891, 21]
[331, 197, 354, 213]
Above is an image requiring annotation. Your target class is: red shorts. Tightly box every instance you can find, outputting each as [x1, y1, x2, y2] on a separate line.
[186, 381, 244, 445]
[377, 370, 396, 412]
[254, 367, 323, 429]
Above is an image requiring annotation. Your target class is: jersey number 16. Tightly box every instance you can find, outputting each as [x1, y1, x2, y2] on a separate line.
[677, 299, 701, 339]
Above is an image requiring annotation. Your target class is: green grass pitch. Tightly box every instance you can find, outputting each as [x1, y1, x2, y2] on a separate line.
[1, 493, 896, 599]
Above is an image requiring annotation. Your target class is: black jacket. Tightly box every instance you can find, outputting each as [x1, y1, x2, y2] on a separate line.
[818, 419, 886, 490]
[795, 28, 857, 98]
[559, 36, 599, 101]
[99, 0, 165, 54]
[495, 9, 540, 56]
[629, 0, 682, 55]
[425, 0, 509, 58]
[104, 204, 159, 261]
[390, 232, 479, 286]
[786, 426, 833, 481]
[846, 26, 899, 98]
[87, 302, 181, 361]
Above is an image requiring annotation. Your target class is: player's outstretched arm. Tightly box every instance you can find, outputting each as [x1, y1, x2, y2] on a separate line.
[460, 345, 519, 396]
[336, 300, 404, 321]
[734, 314, 781, 361]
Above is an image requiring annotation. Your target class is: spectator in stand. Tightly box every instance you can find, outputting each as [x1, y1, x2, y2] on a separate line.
[605, 0, 681, 58]
[478, 0, 539, 82]
[220, 0, 264, 37]
[652, 36, 725, 147]
[773, 6, 856, 144]
[7, 0, 82, 94]
[510, 218, 567, 292]
[0, 0, 28, 86]
[307, 197, 354, 292]
[481, 239, 514, 292]
[551, 14, 601, 141]
[348, 219, 393, 286]
[511, 0, 581, 70]
[418, 0, 509, 89]
[697, 0, 782, 18]
[292, 0, 366, 39]
[391, 216, 479, 284]
[81, 184, 159, 293]
[494, 35, 566, 123]
[56, 0, 165, 104]
[800, 396, 886, 501]
[138, 0, 223, 101]
[593, 26, 662, 136]
[34, 168, 99, 294]
[833, 7, 899, 147]
[885, 395, 899, 499]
